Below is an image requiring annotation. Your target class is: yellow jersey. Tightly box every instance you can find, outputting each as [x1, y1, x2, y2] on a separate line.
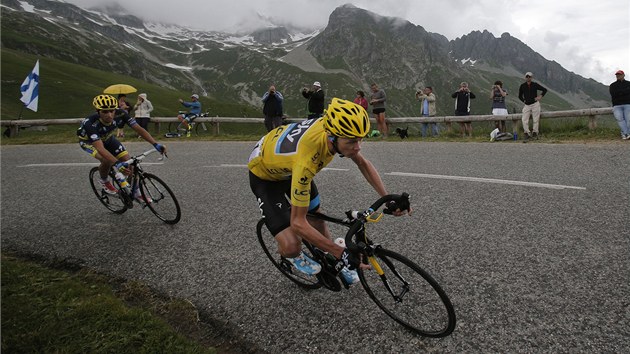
[248, 118, 334, 207]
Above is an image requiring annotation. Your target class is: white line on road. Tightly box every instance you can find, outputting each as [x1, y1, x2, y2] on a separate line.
[387, 172, 586, 190]
[18, 162, 164, 167]
[205, 164, 350, 173]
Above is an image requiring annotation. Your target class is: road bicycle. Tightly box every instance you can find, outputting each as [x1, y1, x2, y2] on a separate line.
[165, 111, 211, 137]
[257, 193, 456, 337]
[89, 149, 181, 224]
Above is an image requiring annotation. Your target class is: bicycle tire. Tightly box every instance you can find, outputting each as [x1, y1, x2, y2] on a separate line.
[358, 248, 456, 337]
[256, 219, 322, 289]
[89, 167, 128, 214]
[139, 173, 181, 224]
[195, 121, 210, 136]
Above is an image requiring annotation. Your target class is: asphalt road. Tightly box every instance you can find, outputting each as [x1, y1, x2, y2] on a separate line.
[2, 140, 629, 353]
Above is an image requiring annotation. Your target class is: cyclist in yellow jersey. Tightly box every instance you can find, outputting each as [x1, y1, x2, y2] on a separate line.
[249, 98, 410, 284]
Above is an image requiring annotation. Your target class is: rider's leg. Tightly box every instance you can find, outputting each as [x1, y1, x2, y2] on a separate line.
[177, 114, 189, 128]
[95, 154, 114, 180]
[274, 228, 302, 258]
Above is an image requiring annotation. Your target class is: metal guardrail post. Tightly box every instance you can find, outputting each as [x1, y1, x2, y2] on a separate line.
[588, 115, 597, 130]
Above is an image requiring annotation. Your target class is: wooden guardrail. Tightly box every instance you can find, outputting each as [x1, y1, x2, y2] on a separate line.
[0, 107, 614, 138]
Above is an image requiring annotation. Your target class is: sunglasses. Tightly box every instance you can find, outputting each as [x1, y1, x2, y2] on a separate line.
[525, 75, 532, 78]
[100, 109, 116, 113]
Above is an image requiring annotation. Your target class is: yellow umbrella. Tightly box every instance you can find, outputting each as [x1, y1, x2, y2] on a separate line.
[103, 84, 137, 95]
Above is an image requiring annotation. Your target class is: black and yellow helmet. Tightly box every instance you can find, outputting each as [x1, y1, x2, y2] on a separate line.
[323, 98, 370, 138]
[93, 94, 118, 110]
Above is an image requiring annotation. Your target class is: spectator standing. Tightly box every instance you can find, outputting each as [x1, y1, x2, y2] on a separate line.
[302, 81, 325, 118]
[609, 70, 630, 140]
[490, 81, 508, 132]
[451, 82, 476, 137]
[416, 87, 438, 137]
[518, 72, 547, 140]
[353, 90, 368, 111]
[133, 93, 153, 137]
[370, 83, 388, 138]
[116, 94, 132, 138]
[262, 85, 284, 132]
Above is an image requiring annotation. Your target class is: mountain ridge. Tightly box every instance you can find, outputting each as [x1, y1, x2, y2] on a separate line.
[1, 0, 610, 118]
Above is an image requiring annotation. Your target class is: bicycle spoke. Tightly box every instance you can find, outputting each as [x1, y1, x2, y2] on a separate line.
[257, 219, 321, 289]
[89, 167, 127, 214]
[359, 248, 456, 337]
[140, 173, 181, 224]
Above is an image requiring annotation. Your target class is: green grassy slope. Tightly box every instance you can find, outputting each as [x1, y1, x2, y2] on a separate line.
[1, 48, 260, 120]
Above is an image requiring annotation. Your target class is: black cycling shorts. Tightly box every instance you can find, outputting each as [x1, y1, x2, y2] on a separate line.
[372, 108, 386, 114]
[79, 137, 128, 159]
[249, 171, 321, 236]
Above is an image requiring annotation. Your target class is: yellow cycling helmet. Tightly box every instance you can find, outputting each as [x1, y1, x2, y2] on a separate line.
[93, 94, 118, 110]
[324, 98, 370, 138]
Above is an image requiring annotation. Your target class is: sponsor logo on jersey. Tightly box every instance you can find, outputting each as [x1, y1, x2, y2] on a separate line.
[293, 189, 309, 196]
[298, 176, 310, 185]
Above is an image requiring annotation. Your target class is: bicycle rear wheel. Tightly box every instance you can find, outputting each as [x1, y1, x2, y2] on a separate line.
[256, 219, 322, 289]
[358, 248, 456, 337]
[195, 121, 211, 136]
[139, 173, 181, 224]
[168, 121, 187, 135]
[89, 167, 128, 214]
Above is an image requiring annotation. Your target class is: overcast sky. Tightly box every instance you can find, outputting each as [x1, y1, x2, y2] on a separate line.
[66, 0, 629, 85]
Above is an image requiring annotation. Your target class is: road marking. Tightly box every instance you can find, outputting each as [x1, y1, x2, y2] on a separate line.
[18, 162, 164, 167]
[206, 164, 350, 172]
[387, 172, 586, 190]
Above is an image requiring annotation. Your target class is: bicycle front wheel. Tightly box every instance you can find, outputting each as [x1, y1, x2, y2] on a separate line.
[89, 167, 127, 214]
[358, 248, 456, 337]
[139, 173, 181, 224]
[256, 219, 322, 290]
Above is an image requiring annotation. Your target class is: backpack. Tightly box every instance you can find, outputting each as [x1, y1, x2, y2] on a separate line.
[495, 132, 513, 141]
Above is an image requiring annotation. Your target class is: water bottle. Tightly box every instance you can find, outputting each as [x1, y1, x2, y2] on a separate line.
[334, 238, 346, 248]
[513, 132, 518, 141]
[114, 171, 129, 189]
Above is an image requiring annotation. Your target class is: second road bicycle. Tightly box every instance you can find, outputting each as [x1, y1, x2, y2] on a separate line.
[89, 149, 181, 224]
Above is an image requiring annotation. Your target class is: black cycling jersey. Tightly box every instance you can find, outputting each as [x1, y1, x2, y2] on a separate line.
[77, 109, 136, 143]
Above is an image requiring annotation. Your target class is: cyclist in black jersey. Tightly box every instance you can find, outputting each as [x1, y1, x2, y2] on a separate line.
[249, 98, 411, 285]
[78, 94, 166, 200]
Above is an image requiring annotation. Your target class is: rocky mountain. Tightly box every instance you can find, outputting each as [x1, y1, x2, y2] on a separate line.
[0, 0, 610, 117]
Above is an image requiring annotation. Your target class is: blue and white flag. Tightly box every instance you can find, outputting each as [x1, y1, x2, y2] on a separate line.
[20, 60, 39, 112]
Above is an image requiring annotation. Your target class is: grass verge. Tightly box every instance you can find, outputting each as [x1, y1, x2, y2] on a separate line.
[1, 253, 257, 353]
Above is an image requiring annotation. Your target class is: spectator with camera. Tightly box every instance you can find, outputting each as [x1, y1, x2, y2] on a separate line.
[262, 85, 284, 132]
[302, 81, 325, 119]
[452, 82, 476, 138]
[490, 81, 508, 132]
[416, 86, 438, 137]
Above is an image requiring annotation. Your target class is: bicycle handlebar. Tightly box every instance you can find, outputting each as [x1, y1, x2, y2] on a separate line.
[347, 193, 411, 220]
[128, 148, 165, 165]
[344, 193, 411, 252]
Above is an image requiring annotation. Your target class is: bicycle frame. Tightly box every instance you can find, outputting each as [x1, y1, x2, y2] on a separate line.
[115, 149, 162, 205]
[304, 194, 409, 291]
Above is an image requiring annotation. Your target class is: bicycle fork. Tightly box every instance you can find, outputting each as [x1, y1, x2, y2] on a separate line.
[368, 253, 410, 303]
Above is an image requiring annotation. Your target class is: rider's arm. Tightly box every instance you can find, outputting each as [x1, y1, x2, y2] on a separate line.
[350, 152, 387, 197]
[290, 205, 344, 258]
[131, 125, 164, 154]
